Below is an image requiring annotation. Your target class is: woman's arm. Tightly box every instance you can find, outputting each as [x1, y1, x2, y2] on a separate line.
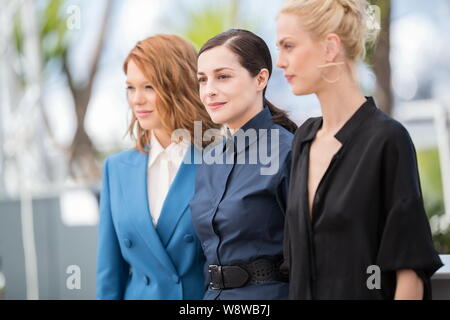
[394, 269, 424, 300]
[377, 122, 442, 300]
[96, 158, 129, 300]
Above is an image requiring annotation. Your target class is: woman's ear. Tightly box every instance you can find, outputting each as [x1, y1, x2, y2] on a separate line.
[324, 33, 342, 62]
[256, 68, 270, 92]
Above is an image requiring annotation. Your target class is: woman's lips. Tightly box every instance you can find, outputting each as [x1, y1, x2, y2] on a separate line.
[135, 110, 153, 118]
[285, 75, 295, 83]
[208, 102, 227, 111]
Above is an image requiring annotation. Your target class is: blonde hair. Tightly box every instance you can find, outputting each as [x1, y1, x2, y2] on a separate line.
[280, 0, 379, 62]
[123, 34, 219, 152]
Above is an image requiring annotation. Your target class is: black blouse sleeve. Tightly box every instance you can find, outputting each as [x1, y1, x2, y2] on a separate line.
[375, 122, 443, 298]
[276, 149, 292, 215]
[278, 149, 292, 277]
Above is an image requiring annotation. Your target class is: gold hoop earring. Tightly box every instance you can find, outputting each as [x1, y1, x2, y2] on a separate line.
[317, 62, 345, 84]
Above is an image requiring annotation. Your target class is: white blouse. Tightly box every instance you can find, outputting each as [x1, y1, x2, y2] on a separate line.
[147, 131, 189, 226]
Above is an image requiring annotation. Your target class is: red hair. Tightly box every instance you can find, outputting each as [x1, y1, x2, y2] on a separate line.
[124, 34, 219, 152]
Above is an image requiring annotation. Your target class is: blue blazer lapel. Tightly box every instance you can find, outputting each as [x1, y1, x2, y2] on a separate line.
[156, 146, 197, 247]
[117, 150, 177, 275]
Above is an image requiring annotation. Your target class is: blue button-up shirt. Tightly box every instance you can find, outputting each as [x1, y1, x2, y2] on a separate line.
[190, 106, 293, 300]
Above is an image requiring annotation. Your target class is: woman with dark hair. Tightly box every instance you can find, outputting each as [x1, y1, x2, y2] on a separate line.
[190, 29, 297, 300]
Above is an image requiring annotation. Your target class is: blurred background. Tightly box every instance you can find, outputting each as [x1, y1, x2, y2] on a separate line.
[0, 0, 449, 300]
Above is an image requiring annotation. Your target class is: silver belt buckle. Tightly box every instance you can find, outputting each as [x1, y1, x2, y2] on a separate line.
[208, 265, 222, 290]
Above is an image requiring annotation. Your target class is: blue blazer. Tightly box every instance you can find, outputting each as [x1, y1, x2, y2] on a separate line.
[96, 147, 205, 300]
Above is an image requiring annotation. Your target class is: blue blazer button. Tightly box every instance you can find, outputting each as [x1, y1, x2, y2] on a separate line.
[143, 276, 150, 286]
[184, 234, 194, 243]
[124, 239, 132, 248]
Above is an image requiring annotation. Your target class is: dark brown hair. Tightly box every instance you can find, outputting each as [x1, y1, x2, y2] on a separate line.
[198, 29, 297, 133]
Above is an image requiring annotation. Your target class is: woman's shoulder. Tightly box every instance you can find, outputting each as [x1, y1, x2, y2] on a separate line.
[292, 116, 322, 144]
[369, 109, 414, 146]
[268, 124, 295, 156]
[104, 148, 146, 167]
[271, 123, 294, 143]
[298, 116, 322, 131]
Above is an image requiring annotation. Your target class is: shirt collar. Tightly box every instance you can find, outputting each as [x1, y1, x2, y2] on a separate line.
[241, 105, 274, 132]
[148, 131, 164, 167]
[299, 97, 377, 145]
[148, 131, 190, 167]
[223, 105, 274, 155]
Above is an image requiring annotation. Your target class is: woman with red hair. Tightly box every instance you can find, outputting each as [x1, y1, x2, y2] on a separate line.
[96, 34, 218, 300]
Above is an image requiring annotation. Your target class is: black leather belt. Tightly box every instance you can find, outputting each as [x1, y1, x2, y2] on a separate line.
[208, 258, 288, 290]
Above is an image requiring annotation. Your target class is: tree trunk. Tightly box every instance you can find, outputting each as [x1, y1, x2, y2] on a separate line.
[372, 0, 393, 115]
[68, 83, 100, 181]
[65, 0, 113, 182]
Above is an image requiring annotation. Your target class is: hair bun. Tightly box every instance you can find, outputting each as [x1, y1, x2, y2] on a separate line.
[280, 0, 379, 62]
[336, 0, 351, 13]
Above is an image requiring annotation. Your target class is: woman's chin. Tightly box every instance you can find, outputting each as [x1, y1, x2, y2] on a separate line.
[209, 115, 227, 126]
[137, 120, 158, 131]
[292, 84, 312, 96]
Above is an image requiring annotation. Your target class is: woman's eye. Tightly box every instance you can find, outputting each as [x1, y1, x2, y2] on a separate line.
[198, 77, 207, 83]
[145, 85, 153, 90]
[126, 86, 135, 91]
[218, 74, 230, 80]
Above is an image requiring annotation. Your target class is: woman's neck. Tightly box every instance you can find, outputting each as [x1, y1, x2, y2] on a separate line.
[226, 99, 264, 134]
[316, 79, 367, 136]
[152, 129, 172, 149]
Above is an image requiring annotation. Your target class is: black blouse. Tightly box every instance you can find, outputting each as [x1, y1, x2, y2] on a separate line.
[284, 97, 443, 300]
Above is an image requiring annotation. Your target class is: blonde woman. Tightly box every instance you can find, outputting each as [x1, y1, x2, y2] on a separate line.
[96, 35, 218, 300]
[276, 0, 442, 299]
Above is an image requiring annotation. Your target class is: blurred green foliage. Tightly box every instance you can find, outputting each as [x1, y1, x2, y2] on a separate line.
[164, 0, 257, 50]
[14, 0, 68, 67]
[40, 0, 68, 60]
[417, 148, 450, 253]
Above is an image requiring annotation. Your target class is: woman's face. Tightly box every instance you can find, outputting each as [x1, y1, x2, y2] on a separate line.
[126, 59, 163, 131]
[276, 13, 327, 96]
[197, 46, 264, 130]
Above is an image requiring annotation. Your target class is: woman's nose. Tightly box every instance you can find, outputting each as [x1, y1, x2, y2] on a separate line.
[205, 83, 218, 97]
[131, 89, 146, 105]
[276, 53, 287, 69]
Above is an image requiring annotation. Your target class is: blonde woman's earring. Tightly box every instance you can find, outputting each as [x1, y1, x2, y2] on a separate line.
[317, 62, 345, 84]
